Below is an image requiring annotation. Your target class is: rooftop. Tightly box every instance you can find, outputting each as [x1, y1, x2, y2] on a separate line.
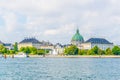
[19, 38, 41, 44]
[86, 38, 113, 44]
[71, 29, 84, 43]
[3, 43, 12, 46]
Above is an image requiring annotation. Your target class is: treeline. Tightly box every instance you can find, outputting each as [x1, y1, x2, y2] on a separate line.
[0, 42, 18, 54]
[19, 47, 49, 55]
[0, 44, 15, 54]
[1, 43, 120, 55]
[64, 45, 120, 55]
[0, 43, 49, 55]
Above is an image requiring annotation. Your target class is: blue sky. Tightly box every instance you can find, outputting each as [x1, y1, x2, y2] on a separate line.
[0, 0, 120, 44]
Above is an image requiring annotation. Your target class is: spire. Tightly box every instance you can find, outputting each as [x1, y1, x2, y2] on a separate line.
[76, 28, 79, 33]
[76, 25, 79, 33]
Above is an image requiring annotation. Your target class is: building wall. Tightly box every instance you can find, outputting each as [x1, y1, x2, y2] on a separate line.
[91, 43, 113, 50]
[81, 43, 113, 50]
[71, 41, 81, 46]
[56, 48, 64, 54]
[40, 46, 54, 50]
[32, 44, 41, 49]
[81, 43, 92, 50]
[18, 43, 33, 50]
[18, 43, 41, 50]
[5, 45, 14, 50]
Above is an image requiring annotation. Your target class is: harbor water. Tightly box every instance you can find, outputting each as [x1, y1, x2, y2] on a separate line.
[0, 58, 120, 80]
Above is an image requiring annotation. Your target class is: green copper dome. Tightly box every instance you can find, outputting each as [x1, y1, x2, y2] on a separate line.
[71, 29, 84, 43]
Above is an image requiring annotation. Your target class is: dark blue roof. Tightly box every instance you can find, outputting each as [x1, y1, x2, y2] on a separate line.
[20, 38, 41, 44]
[86, 38, 112, 44]
[3, 43, 12, 46]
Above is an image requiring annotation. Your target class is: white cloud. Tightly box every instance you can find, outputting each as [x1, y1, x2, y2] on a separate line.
[0, 0, 120, 44]
[44, 23, 76, 35]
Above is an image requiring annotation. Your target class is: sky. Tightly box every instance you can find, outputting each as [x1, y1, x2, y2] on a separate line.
[0, 0, 120, 45]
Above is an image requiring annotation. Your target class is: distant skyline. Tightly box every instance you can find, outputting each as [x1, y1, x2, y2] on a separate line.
[0, 0, 120, 44]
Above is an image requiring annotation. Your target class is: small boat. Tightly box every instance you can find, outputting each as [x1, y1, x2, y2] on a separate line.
[14, 52, 27, 58]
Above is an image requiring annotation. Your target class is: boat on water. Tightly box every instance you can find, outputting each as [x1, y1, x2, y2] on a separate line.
[14, 52, 27, 58]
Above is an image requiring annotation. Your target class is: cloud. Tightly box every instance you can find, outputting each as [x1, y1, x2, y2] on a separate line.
[44, 23, 76, 35]
[2, 12, 17, 32]
[0, 0, 119, 44]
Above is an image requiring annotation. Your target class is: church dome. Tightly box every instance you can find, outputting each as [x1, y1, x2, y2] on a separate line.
[71, 29, 84, 43]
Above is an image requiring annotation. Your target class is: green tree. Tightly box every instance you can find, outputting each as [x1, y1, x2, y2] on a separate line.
[64, 45, 79, 55]
[20, 47, 31, 54]
[20, 47, 25, 52]
[30, 47, 37, 54]
[105, 48, 113, 55]
[87, 49, 95, 55]
[98, 48, 105, 55]
[87, 46, 100, 55]
[78, 49, 88, 55]
[9, 50, 15, 54]
[0, 45, 7, 54]
[3, 48, 8, 54]
[24, 47, 31, 54]
[37, 49, 45, 55]
[14, 42, 18, 52]
[112, 46, 120, 55]
[92, 46, 99, 55]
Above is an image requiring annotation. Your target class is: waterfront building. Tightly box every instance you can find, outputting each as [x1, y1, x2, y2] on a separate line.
[0, 41, 14, 50]
[40, 40, 54, 50]
[18, 38, 42, 50]
[40, 42, 64, 55]
[3, 43, 14, 50]
[81, 38, 114, 50]
[54, 43, 64, 55]
[18, 38, 64, 55]
[71, 29, 114, 50]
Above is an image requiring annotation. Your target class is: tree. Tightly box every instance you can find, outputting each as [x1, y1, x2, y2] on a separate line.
[20, 47, 31, 54]
[98, 48, 105, 55]
[92, 46, 99, 55]
[20, 47, 25, 52]
[24, 47, 31, 54]
[29, 47, 37, 54]
[64, 45, 79, 55]
[87, 46, 103, 55]
[9, 50, 15, 54]
[87, 46, 99, 55]
[78, 49, 88, 55]
[105, 48, 113, 55]
[14, 42, 18, 52]
[87, 49, 95, 55]
[37, 49, 49, 55]
[112, 46, 120, 55]
[0, 45, 7, 54]
[20, 47, 39, 55]
[3, 48, 8, 54]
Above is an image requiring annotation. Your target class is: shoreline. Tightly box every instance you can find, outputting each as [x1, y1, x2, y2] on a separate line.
[3, 55, 120, 58]
[28, 55, 120, 58]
